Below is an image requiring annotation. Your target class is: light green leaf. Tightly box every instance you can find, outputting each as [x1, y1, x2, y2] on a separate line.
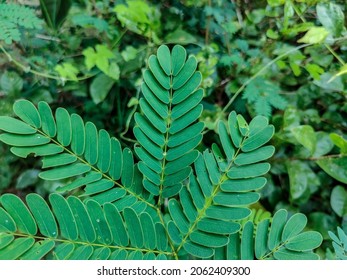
[297, 27, 329, 44]
[305, 63, 324, 80]
[267, 0, 285, 7]
[317, 157, 347, 184]
[330, 186, 347, 217]
[330, 133, 347, 154]
[317, 2, 345, 37]
[55, 63, 79, 81]
[291, 125, 316, 155]
[83, 44, 115, 75]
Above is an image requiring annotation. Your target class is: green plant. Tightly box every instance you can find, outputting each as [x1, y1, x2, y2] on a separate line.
[0, 3, 42, 44]
[329, 227, 347, 260]
[0, 45, 323, 260]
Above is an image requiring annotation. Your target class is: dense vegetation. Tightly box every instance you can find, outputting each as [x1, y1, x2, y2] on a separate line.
[0, 0, 346, 260]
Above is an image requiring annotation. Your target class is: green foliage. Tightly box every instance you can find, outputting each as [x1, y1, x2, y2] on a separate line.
[0, 45, 324, 260]
[0, 3, 42, 44]
[1, 0, 346, 260]
[243, 77, 287, 117]
[329, 227, 347, 260]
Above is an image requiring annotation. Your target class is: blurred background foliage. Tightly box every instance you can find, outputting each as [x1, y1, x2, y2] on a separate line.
[0, 0, 346, 259]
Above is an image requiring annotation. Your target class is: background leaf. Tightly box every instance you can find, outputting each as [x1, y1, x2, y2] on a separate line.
[39, 0, 72, 30]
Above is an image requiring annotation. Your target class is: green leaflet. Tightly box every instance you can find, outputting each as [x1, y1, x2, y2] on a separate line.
[38, 101, 56, 137]
[86, 200, 112, 245]
[123, 207, 144, 248]
[0, 208, 16, 232]
[55, 108, 72, 146]
[168, 199, 189, 234]
[97, 129, 111, 173]
[241, 221, 254, 260]
[183, 241, 214, 259]
[157, 45, 171, 75]
[67, 196, 96, 243]
[285, 232, 323, 251]
[282, 213, 307, 241]
[197, 218, 240, 235]
[255, 219, 270, 259]
[13, 99, 41, 128]
[11, 144, 63, 158]
[0, 133, 50, 146]
[140, 213, 156, 250]
[42, 153, 77, 169]
[268, 209, 287, 251]
[71, 113, 85, 156]
[171, 45, 186, 76]
[85, 122, 98, 165]
[0, 194, 37, 235]
[49, 194, 78, 240]
[39, 163, 91, 180]
[0, 116, 36, 134]
[173, 56, 197, 89]
[26, 194, 58, 238]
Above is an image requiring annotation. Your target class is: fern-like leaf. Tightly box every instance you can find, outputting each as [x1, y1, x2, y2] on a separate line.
[227, 209, 323, 260]
[0, 100, 151, 208]
[167, 111, 275, 258]
[0, 3, 42, 44]
[243, 77, 287, 117]
[329, 227, 347, 260]
[0, 193, 170, 260]
[134, 45, 204, 198]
